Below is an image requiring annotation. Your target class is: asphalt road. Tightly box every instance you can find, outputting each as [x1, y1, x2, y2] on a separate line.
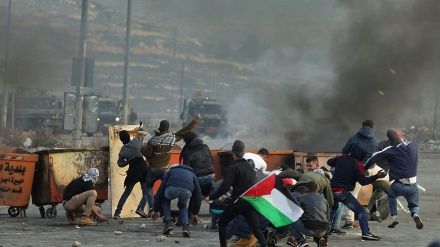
[0, 152, 439, 247]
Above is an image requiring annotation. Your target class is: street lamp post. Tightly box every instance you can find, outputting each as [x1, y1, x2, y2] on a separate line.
[1, 0, 12, 130]
[72, 0, 89, 148]
[122, 0, 132, 125]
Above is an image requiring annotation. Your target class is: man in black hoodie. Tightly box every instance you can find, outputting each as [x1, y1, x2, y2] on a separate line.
[328, 142, 386, 241]
[179, 130, 215, 195]
[205, 140, 267, 247]
[179, 130, 215, 224]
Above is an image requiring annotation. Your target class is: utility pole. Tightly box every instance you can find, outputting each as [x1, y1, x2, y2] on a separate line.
[433, 81, 439, 140]
[122, 0, 132, 125]
[1, 0, 12, 130]
[172, 27, 177, 122]
[178, 62, 184, 124]
[72, 0, 88, 148]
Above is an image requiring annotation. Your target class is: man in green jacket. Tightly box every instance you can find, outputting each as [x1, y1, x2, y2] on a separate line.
[141, 115, 200, 215]
[278, 169, 334, 208]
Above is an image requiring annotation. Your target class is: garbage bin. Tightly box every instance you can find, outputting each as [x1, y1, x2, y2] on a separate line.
[217, 151, 233, 178]
[31, 147, 109, 219]
[0, 146, 39, 217]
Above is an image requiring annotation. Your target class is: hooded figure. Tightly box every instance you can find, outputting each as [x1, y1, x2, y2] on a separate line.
[364, 129, 423, 230]
[327, 142, 385, 241]
[387, 129, 403, 147]
[328, 142, 377, 192]
[342, 120, 378, 164]
[365, 129, 418, 182]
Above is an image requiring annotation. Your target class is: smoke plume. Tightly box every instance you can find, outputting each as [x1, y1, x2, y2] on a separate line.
[0, 1, 78, 94]
[226, 0, 440, 152]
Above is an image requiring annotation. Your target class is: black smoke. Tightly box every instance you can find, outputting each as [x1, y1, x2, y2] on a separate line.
[303, 0, 440, 151]
[0, 1, 78, 93]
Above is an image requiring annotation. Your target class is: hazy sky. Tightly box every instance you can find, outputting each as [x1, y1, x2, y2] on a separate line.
[1, 0, 439, 151]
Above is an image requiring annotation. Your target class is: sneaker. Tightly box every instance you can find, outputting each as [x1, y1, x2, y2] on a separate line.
[265, 227, 276, 247]
[388, 215, 399, 228]
[163, 217, 173, 235]
[371, 211, 383, 223]
[113, 211, 121, 219]
[329, 228, 346, 235]
[318, 238, 327, 247]
[361, 232, 380, 241]
[286, 236, 299, 247]
[297, 240, 310, 247]
[342, 221, 353, 229]
[413, 213, 424, 230]
[147, 208, 154, 217]
[182, 223, 190, 238]
[135, 208, 148, 218]
[80, 215, 97, 226]
[231, 238, 250, 247]
[268, 236, 278, 247]
[66, 211, 76, 225]
[247, 234, 258, 247]
[210, 223, 218, 230]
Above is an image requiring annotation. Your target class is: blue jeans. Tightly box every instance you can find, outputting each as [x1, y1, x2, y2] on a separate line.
[288, 219, 327, 242]
[162, 186, 192, 223]
[187, 175, 215, 216]
[218, 198, 267, 247]
[198, 175, 215, 196]
[225, 212, 270, 240]
[115, 180, 147, 214]
[331, 202, 344, 229]
[330, 191, 370, 235]
[211, 211, 222, 226]
[146, 167, 168, 210]
[388, 181, 420, 215]
[226, 215, 251, 240]
[198, 175, 215, 186]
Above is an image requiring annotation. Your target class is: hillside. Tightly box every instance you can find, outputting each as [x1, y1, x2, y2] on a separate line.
[0, 0, 266, 121]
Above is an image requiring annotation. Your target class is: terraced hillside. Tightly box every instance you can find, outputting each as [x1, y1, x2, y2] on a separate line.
[0, 0, 265, 121]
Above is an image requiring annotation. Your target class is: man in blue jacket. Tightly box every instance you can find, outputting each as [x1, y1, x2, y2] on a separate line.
[364, 129, 423, 230]
[151, 164, 201, 237]
[340, 120, 378, 228]
[328, 142, 386, 241]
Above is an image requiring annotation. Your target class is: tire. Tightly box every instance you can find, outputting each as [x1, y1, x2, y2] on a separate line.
[46, 207, 57, 219]
[8, 207, 20, 217]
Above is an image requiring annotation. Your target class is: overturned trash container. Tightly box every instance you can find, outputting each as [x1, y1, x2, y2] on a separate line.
[32, 147, 109, 219]
[0, 146, 39, 217]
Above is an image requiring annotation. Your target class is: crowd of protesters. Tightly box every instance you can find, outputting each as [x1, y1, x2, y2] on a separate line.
[61, 118, 425, 247]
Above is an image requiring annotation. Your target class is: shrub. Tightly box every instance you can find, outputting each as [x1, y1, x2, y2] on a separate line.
[28, 127, 58, 148]
[0, 127, 28, 147]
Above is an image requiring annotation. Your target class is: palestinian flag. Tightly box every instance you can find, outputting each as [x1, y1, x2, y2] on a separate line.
[241, 173, 303, 228]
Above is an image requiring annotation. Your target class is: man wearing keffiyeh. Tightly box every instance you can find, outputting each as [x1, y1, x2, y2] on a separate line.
[141, 115, 200, 216]
[62, 168, 108, 225]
